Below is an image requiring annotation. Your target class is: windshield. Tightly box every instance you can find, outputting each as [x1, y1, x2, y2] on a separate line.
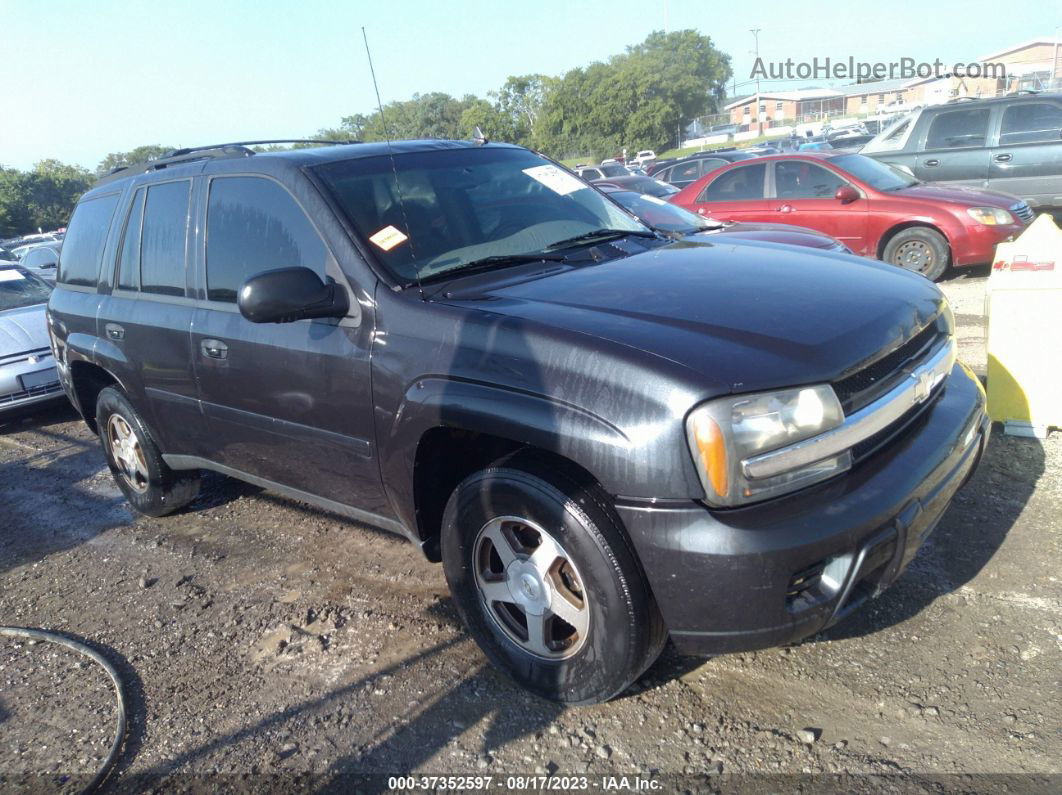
[607, 191, 711, 233]
[0, 267, 52, 311]
[315, 147, 648, 284]
[862, 114, 914, 153]
[831, 154, 918, 191]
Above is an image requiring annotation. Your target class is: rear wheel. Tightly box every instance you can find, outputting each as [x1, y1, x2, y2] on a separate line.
[96, 387, 199, 517]
[883, 227, 949, 281]
[441, 452, 666, 704]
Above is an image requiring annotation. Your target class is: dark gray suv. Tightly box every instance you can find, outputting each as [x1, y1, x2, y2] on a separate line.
[47, 139, 988, 703]
[862, 93, 1062, 211]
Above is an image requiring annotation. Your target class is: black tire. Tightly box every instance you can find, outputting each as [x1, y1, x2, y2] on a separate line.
[441, 451, 666, 704]
[882, 227, 949, 281]
[96, 386, 199, 517]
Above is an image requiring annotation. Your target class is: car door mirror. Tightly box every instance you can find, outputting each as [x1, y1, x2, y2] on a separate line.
[237, 267, 349, 324]
[835, 185, 860, 204]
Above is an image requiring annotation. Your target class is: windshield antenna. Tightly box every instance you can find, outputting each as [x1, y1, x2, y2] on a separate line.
[362, 26, 423, 299]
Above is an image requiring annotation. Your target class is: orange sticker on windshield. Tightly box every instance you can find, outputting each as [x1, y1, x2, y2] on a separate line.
[369, 225, 408, 251]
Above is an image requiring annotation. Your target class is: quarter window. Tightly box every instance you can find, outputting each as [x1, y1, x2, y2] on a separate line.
[56, 193, 120, 287]
[699, 163, 766, 202]
[999, 102, 1062, 146]
[925, 108, 990, 150]
[206, 177, 328, 303]
[140, 181, 190, 297]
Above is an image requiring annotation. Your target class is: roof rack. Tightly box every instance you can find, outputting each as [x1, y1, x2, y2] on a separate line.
[95, 139, 360, 186]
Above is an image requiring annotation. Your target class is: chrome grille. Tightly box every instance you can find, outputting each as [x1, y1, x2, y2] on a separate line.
[1011, 202, 1034, 224]
[832, 324, 944, 414]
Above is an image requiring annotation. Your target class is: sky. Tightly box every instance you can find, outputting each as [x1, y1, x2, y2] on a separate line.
[0, 0, 1054, 171]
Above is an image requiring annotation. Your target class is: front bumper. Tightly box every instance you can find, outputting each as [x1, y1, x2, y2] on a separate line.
[1, 358, 64, 415]
[617, 363, 988, 656]
[952, 222, 1025, 267]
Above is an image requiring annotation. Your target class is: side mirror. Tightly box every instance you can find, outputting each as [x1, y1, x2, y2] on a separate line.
[237, 267, 349, 324]
[835, 185, 860, 204]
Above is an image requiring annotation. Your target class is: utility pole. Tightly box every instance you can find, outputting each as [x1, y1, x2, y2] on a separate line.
[750, 28, 762, 136]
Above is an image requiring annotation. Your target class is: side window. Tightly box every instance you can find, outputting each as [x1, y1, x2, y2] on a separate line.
[206, 176, 328, 303]
[23, 248, 58, 269]
[699, 163, 767, 202]
[672, 161, 702, 182]
[56, 193, 120, 287]
[140, 181, 190, 297]
[116, 188, 145, 291]
[655, 166, 672, 182]
[775, 161, 846, 199]
[999, 102, 1062, 146]
[925, 108, 990, 150]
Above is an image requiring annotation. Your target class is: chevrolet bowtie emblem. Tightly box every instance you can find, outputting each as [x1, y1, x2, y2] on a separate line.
[912, 370, 933, 404]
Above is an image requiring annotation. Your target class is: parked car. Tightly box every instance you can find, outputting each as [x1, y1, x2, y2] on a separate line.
[653, 151, 759, 189]
[596, 183, 852, 252]
[49, 139, 987, 703]
[18, 243, 61, 283]
[1, 264, 63, 417]
[573, 162, 629, 180]
[861, 93, 1062, 211]
[591, 174, 679, 198]
[669, 152, 1033, 279]
[631, 149, 656, 166]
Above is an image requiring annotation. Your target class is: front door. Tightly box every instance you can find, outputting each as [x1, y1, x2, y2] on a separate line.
[190, 174, 385, 512]
[770, 160, 869, 253]
[915, 106, 991, 186]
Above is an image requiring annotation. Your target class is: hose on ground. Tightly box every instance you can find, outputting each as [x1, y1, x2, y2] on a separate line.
[0, 626, 127, 794]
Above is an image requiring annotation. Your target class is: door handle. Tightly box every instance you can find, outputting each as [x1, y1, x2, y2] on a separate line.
[923, 159, 940, 167]
[778, 204, 794, 213]
[200, 339, 229, 360]
[994, 153, 1012, 162]
[105, 323, 124, 341]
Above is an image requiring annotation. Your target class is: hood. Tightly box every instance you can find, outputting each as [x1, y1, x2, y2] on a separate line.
[0, 304, 50, 355]
[440, 240, 944, 394]
[895, 182, 1021, 208]
[700, 222, 839, 249]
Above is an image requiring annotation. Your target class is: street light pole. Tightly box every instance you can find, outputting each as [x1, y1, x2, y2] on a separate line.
[750, 29, 762, 136]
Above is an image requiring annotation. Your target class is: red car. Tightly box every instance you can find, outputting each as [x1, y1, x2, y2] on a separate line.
[669, 152, 1034, 280]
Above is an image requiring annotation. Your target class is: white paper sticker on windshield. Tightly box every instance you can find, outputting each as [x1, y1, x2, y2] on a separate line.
[641, 194, 668, 205]
[369, 225, 409, 251]
[0, 270, 27, 281]
[523, 165, 586, 196]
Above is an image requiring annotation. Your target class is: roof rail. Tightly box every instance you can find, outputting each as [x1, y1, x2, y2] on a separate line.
[95, 139, 360, 186]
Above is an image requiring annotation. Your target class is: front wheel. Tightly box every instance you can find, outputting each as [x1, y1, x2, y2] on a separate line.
[882, 227, 949, 281]
[441, 453, 665, 704]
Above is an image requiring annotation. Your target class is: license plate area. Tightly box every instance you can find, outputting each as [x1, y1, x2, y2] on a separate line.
[18, 366, 59, 391]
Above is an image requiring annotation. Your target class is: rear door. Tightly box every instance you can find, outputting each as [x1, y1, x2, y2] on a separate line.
[914, 106, 991, 186]
[769, 159, 869, 252]
[988, 99, 1062, 207]
[685, 162, 770, 222]
[190, 173, 383, 508]
[95, 178, 201, 455]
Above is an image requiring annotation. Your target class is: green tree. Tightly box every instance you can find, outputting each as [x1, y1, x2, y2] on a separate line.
[95, 145, 175, 177]
[0, 160, 93, 238]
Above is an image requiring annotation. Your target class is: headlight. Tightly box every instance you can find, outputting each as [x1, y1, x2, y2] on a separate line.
[966, 207, 1014, 225]
[686, 384, 849, 507]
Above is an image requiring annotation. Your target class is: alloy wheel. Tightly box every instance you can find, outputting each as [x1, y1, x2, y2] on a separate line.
[473, 515, 590, 660]
[106, 414, 149, 493]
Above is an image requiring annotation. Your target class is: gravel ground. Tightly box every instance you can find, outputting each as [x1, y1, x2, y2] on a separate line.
[1, 272, 1059, 791]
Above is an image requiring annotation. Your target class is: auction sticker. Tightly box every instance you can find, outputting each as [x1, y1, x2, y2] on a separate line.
[523, 165, 586, 196]
[369, 225, 409, 251]
[0, 270, 26, 281]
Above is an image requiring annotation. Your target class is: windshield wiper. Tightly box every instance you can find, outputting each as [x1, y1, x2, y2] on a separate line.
[417, 252, 570, 286]
[544, 228, 658, 251]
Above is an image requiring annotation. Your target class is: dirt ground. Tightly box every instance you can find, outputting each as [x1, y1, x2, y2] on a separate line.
[1, 269, 1059, 791]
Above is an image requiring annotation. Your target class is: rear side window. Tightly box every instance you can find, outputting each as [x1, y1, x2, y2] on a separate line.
[205, 176, 328, 303]
[116, 188, 145, 291]
[925, 108, 990, 150]
[140, 181, 190, 297]
[699, 163, 766, 202]
[57, 193, 119, 287]
[672, 161, 702, 183]
[999, 102, 1062, 146]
